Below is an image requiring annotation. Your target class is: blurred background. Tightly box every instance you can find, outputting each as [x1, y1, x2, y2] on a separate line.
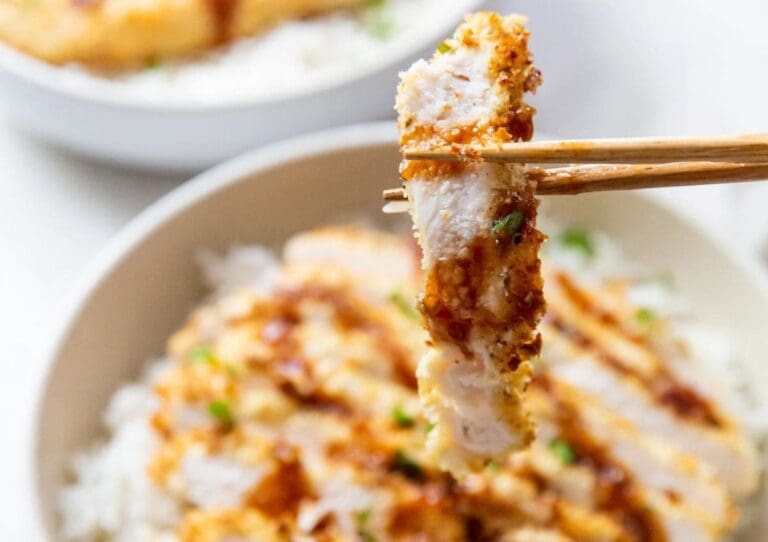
[0, 0, 766, 537]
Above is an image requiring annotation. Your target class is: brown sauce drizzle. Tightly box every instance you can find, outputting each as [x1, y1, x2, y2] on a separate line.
[534, 376, 665, 542]
[204, 0, 238, 44]
[267, 284, 418, 392]
[554, 272, 623, 329]
[546, 307, 722, 428]
[245, 442, 312, 518]
[420, 189, 544, 371]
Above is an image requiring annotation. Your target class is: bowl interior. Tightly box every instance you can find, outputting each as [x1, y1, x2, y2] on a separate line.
[36, 127, 768, 538]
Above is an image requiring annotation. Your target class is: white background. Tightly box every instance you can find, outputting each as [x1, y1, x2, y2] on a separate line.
[1, 0, 767, 538]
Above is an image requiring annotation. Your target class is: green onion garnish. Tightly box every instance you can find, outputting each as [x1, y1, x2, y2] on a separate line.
[635, 307, 657, 327]
[392, 404, 415, 428]
[491, 211, 524, 236]
[355, 508, 376, 542]
[391, 450, 424, 481]
[356, 508, 372, 524]
[144, 56, 163, 69]
[654, 270, 676, 289]
[388, 291, 418, 320]
[188, 345, 216, 365]
[437, 41, 453, 54]
[207, 400, 235, 429]
[364, 6, 394, 41]
[558, 228, 594, 257]
[549, 438, 576, 464]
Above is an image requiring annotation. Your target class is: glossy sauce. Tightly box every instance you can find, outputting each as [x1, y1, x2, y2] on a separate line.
[204, 0, 238, 43]
[536, 376, 664, 542]
[547, 274, 722, 428]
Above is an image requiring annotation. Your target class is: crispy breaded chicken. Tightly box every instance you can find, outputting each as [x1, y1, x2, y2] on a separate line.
[0, 0, 364, 67]
[150, 226, 756, 541]
[541, 267, 760, 497]
[396, 12, 545, 474]
[61, 224, 760, 541]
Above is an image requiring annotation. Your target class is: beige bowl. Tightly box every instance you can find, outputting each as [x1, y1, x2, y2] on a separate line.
[34, 122, 768, 539]
[0, 0, 481, 172]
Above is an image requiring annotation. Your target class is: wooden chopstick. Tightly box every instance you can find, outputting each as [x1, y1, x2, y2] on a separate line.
[537, 161, 768, 195]
[383, 161, 768, 202]
[403, 134, 768, 164]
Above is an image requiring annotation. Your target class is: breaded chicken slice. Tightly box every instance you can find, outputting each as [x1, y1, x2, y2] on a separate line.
[0, 0, 364, 67]
[396, 12, 545, 475]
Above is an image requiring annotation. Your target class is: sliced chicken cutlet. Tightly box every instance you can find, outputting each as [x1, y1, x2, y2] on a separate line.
[541, 270, 760, 497]
[131, 226, 759, 541]
[0, 0, 364, 67]
[396, 12, 545, 475]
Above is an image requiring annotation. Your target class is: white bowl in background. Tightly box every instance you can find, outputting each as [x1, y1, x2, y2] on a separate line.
[0, 1, 479, 172]
[32, 123, 768, 539]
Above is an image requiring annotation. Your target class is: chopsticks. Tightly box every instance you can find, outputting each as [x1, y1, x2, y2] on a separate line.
[403, 134, 768, 164]
[383, 135, 768, 209]
[384, 161, 768, 201]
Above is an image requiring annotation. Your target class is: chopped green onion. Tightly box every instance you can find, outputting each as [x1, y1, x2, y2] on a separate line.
[392, 404, 415, 428]
[356, 508, 372, 525]
[355, 508, 376, 542]
[188, 345, 216, 365]
[491, 211, 524, 236]
[654, 270, 676, 289]
[437, 40, 453, 54]
[391, 450, 424, 481]
[364, 8, 394, 40]
[388, 291, 418, 320]
[635, 307, 657, 327]
[207, 400, 235, 429]
[425, 422, 436, 434]
[144, 55, 163, 69]
[549, 438, 576, 464]
[558, 228, 594, 257]
[484, 459, 502, 472]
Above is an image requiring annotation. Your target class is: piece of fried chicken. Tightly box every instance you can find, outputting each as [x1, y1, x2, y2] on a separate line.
[396, 12, 545, 475]
[0, 0, 363, 67]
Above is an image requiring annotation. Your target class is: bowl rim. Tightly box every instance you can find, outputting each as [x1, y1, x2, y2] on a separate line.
[30, 121, 768, 538]
[0, 0, 481, 112]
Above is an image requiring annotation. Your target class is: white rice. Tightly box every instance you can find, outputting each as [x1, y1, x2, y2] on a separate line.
[58, 234, 766, 541]
[57, 362, 180, 542]
[56, 0, 450, 104]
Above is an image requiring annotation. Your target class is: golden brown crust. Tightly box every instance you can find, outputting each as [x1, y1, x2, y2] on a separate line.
[0, 0, 365, 67]
[398, 12, 541, 150]
[397, 13, 546, 471]
[83, 225, 751, 540]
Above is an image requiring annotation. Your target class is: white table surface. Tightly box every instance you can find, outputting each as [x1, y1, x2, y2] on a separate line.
[0, 125, 184, 538]
[2, 0, 768, 538]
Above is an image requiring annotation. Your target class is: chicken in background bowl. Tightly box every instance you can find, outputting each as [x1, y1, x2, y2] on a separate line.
[57, 222, 763, 541]
[0, 1, 479, 169]
[0, 0, 465, 105]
